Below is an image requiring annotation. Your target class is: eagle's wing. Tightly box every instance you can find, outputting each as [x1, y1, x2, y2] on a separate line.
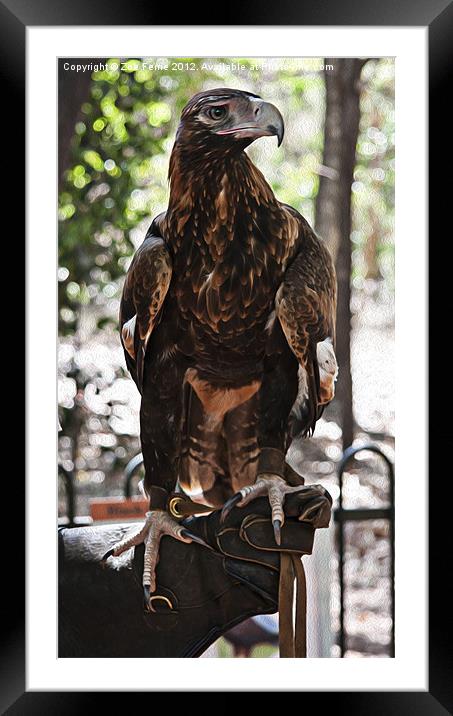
[119, 214, 172, 393]
[276, 213, 338, 437]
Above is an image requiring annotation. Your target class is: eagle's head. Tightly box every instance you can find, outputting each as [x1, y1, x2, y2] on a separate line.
[175, 88, 284, 152]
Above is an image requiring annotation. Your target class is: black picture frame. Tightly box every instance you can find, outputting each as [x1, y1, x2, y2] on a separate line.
[6, 0, 448, 711]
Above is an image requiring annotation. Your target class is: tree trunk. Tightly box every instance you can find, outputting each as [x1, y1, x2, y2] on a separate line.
[364, 206, 382, 280]
[315, 59, 367, 450]
[58, 59, 98, 190]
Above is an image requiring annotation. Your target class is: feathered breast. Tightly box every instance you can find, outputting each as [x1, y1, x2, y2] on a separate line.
[165, 154, 299, 333]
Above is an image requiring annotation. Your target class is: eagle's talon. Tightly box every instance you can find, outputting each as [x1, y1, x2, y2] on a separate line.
[143, 585, 151, 610]
[220, 492, 243, 523]
[102, 511, 193, 594]
[273, 519, 282, 546]
[180, 528, 210, 549]
[101, 548, 114, 562]
[232, 473, 305, 543]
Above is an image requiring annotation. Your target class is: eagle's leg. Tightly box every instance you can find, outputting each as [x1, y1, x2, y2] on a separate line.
[103, 356, 198, 605]
[220, 475, 303, 544]
[102, 511, 195, 597]
[221, 349, 301, 544]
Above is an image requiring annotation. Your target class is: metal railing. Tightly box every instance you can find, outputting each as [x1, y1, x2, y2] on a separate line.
[334, 444, 395, 657]
[123, 452, 144, 497]
[58, 456, 145, 526]
[58, 464, 75, 525]
[58, 465, 92, 527]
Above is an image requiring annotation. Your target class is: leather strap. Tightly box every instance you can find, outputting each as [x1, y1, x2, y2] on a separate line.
[292, 554, 307, 657]
[257, 448, 287, 479]
[284, 463, 305, 487]
[149, 486, 169, 511]
[149, 487, 213, 519]
[278, 553, 307, 658]
[167, 493, 214, 520]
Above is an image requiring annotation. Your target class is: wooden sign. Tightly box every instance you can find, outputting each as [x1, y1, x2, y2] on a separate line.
[89, 497, 148, 523]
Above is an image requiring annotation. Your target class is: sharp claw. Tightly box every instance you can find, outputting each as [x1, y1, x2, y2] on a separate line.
[143, 585, 151, 610]
[101, 548, 114, 562]
[180, 528, 210, 549]
[220, 493, 243, 523]
[273, 519, 282, 546]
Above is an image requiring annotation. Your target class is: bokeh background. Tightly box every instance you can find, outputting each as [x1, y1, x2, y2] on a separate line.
[58, 57, 394, 658]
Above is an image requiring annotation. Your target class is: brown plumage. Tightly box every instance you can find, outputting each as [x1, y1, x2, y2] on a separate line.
[119, 88, 337, 509]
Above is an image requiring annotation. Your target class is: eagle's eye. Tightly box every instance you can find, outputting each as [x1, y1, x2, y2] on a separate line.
[207, 105, 227, 120]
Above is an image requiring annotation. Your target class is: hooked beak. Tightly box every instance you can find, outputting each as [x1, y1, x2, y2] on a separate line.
[215, 99, 284, 147]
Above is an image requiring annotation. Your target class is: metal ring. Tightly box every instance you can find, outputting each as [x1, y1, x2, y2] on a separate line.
[148, 595, 174, 612]
[168, 496, 184, 518]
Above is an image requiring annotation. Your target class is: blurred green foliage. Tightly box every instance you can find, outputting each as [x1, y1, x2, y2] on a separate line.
[59, 58, 204, 335]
